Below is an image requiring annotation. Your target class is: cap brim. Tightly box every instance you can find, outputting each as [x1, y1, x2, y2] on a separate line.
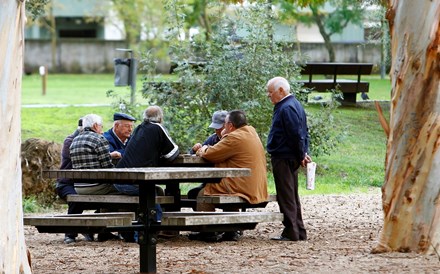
[209, 122, 223, 129]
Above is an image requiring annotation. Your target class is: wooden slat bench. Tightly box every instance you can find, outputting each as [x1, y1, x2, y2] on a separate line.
[61, 194, 174, 214]
[158, 211, 284, 232]
[65, 194, 174, 204]
[24, 211, 283, 234]
[197, 194, 277, 211]
[24, 212, 135, 234]
[299, 62, 373, 104]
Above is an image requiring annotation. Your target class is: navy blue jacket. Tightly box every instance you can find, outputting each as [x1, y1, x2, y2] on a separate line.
[103, 128, 129, 156]
[267, 95, 309, 161]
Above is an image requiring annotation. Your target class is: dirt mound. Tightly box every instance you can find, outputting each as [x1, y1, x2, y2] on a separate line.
[21, 138, 61, 204]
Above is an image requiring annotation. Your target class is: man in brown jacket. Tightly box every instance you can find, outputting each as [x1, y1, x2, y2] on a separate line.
[194, 110, 269, 241]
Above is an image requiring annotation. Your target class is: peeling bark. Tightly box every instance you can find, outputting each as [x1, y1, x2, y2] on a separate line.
[373, 0, 440, 254]
[0, 0, 32, 272]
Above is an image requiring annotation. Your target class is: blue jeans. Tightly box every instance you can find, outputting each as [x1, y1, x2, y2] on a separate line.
[114, 184, 163, 222]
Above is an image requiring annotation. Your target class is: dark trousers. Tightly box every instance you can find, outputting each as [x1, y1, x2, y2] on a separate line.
[57, 184, 84, 238]
[271, 158, 307, 241]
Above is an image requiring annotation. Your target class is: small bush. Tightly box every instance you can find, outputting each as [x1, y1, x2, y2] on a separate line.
[141, 1, 343, 158]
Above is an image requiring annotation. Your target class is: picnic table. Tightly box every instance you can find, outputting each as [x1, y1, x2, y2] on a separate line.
[32, 166, 256, 273]
[52, 154, 276, 213]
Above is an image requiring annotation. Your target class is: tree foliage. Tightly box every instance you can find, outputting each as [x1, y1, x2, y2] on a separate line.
[25, 0, 50, 20]
[142, 0, 343, 157]
[277, 0, 364, 61]
[107, 0, 169, 57]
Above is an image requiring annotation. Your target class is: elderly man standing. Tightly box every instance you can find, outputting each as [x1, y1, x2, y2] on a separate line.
[195, 110, 268, 241]
[103, 112, 136, 161]
[266, 76, 312, 241]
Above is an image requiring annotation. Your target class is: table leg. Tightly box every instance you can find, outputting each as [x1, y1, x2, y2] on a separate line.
[165, 182, 181, 211]
[138, 181, 158, 273]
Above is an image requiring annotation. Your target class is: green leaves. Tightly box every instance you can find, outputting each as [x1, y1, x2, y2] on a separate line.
[141, 0, 342, 157]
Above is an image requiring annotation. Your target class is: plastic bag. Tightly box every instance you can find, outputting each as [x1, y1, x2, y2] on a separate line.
[306, 162, 316, 190]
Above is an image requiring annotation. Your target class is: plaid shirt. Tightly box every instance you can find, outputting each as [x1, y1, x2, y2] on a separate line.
[70, 129, 113, 187]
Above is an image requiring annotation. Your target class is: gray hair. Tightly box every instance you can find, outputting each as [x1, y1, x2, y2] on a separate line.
[143, 105, 163, 123]
[81, 114, 103, 128]
[266, 76, 290, 93]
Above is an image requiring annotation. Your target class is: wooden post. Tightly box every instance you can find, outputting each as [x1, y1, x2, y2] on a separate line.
[39, 66, 47, 96]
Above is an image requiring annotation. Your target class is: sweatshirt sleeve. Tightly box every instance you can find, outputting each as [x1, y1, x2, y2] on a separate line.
[202, 134, 237, 163]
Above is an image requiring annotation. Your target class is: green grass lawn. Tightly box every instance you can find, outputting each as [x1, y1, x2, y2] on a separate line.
[299, 104, 388, 195]
[22, 74, 391, 104]
[23, 74, 116, 105]
[21, 74, 390, 197]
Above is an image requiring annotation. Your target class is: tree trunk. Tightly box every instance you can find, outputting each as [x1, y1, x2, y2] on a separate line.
[373, 1, 440, 254]
[0, 1, 32, 273]
[310, 4, 335, 62]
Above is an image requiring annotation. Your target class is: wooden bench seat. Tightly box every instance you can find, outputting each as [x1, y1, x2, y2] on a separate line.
[65, 194, 174, 205]
[24, 212, 135, 234]
[159, 211, 284, 232]
[58, 195, 175, 216]
[197, 194, 277, 211]
[24, 211, 283, 234]
[197, 194, 277, 204]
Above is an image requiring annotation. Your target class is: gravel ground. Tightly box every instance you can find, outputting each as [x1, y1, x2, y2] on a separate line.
[25, 189, 440, 273]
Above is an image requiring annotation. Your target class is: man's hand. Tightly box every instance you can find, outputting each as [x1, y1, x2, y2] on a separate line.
[300, 154, 312, 167]
[192, 143, 202, 152]
[196, 145, 209, 157]
[110, 151, 122, 159]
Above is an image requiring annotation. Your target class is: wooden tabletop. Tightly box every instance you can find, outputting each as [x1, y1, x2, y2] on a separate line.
[43, 167, 250, 181]
[168, 154, 212, 165]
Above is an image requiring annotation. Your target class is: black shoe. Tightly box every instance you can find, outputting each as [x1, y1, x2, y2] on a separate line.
[82, 233, 94, 242]
[64, 236, 76, 244]
[222, 231, 242, 242]
[270, 236, 294, 241]
[119, 232, 136, 243]
[97, 232, 120, 242]
[158, 231, 179, 239]
[188, 232, 223, 242]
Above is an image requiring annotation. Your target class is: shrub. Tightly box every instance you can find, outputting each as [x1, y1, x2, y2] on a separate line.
[141, 0, 343, 157]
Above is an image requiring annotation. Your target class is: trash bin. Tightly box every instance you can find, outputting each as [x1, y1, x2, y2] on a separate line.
[114, 58, 131, 86]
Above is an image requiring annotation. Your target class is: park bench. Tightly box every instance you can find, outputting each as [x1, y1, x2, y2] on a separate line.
[24, 212, 135, 234]
[24, 211, 283, 235]
[160, 211, 283, 232]
[196, 194, 277, 211]
[63, 194, 174, 212]
[299, 62, 373, 104]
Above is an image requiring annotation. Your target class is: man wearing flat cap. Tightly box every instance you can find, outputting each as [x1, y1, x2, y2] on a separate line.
[103, 112, 136, 162]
